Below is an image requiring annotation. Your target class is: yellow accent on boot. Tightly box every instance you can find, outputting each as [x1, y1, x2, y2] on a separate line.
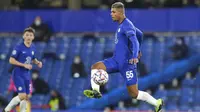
[155, 99, 163, 112]
[83, 90, 95, 98]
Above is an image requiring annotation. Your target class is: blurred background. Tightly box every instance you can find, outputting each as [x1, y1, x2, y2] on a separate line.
[0, 0, 200, 112]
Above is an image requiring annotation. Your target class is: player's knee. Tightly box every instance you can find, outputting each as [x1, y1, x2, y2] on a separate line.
[91, 62, 106, 71]
[128, 89, 138, 99]
[91, 62, 100, 69]
[26, 95, 29, 100]
[130, 91, 138, 99]
[18, 93, 27, 100]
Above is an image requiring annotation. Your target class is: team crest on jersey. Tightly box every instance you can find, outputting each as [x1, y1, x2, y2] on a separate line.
[32, 51, 34, 55]
[18, 87, 22, 91]
[12, 50, 17, 55]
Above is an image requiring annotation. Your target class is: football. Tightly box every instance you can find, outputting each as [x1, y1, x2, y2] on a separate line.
[92, 69, 109, 85]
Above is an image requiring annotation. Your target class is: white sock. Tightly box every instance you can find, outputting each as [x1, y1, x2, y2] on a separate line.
[20, 100, 27, 112]
[136, 90, 157, 106]
[91, 69, 100, 92]
[5, 96, 21, 111]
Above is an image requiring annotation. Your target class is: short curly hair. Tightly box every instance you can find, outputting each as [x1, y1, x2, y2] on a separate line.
[23, 27, 35, 35]
[111, 2, 124, 9]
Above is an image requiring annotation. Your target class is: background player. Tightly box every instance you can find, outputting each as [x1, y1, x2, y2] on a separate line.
[3, 27, 43, 112]
[84, 2, 163, 112]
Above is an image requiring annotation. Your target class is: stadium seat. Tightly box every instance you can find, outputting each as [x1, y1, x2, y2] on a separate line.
[179, 105, 191, 111]
[179, 88, 194, 105]
[40, 58, 54, 81]
[193, 106, 200, 111]
[181, 78, 194, 87]
[44, 41, 57, 54]
[126, 107, 139, 111]
[154, 89, 167, 101]
[31, 95, 45, 105]
[166, 89, 180, 106]
[165, 104, 178, 111]
[1, 36, 200, 111]
[104, 37, 114, 52]
[194, 73, 200, 87]
[194, 88, 200, 106]
[139, 102, 153, 111]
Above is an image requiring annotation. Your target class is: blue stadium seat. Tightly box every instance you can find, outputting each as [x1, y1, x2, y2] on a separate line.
[139, 102, 153, 111]
[104, 37, 114, 52]
[48, 60, 65, 89]
[126, 107, 139, 111]
[55, 36, 70, 44]
[0, 41, 12, 59]
[194, 73, 200, 87]
[0, 36, 200, 111]
[0, 76, 10, 95]
[165, 104, 178, 111]
[179, 105, 191, 111]
[34, 42, 46, 59]
[42, 95, 50, 104]
[166, 89, 180, 106]
[68, 38, 82, 59]
[44, 41, 57, 54]
[181, 78, 194, 87]
[31, 95, 45, 105]
[68, 78, 86, 107]
[0, 60, 6, 77]
[80, 40, 94, 71]
[106, 73, 124, 90]
[154, 89, 167, 101]
[193, 106, 200, 111]
[40, 58, 54, 82]
[179, 88, 194, 105]
[140, 39, 153, 72]
[194, 88, 200, 106]
[60, 60, 72, 89]
[151, 41, 165, 72]
[55, 37, 70, 59]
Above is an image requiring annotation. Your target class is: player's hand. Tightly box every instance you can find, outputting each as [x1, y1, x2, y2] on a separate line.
[138, 51, 142, 60]
[24, 64, 32, 70]
[37, 61, 42, 68]
[129, 58, 139, 64]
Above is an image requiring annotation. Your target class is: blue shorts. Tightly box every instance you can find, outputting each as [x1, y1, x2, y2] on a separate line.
[12, 69, 31, 94]
[102, 57, 137, 86]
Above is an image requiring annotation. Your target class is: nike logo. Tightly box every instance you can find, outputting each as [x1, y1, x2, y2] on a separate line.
[22, 51, 26, 54]
[127, 79, 132, 81]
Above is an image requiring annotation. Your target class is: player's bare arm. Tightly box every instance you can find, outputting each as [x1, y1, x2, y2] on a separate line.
[138, 51, 142, 59]
[9, 57, 32, 70]
[32, 58, 42, 68]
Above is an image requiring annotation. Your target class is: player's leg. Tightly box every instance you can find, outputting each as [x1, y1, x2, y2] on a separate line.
[127, 84, 163, 112]
[19, 80, 31, 112]
[19, 93, 28, 112]
[84, 62, 106, 98]
[120, 64, 163, 112]
[19, 95, 27, 112]
[91, 62, 106, 92]
[4, 75, 27, 112]
[84, 58, 119, 98]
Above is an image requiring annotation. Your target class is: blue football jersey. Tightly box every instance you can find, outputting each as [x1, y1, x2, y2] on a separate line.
[11, 42, 36, 79]
[113, 18, 141, 64]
